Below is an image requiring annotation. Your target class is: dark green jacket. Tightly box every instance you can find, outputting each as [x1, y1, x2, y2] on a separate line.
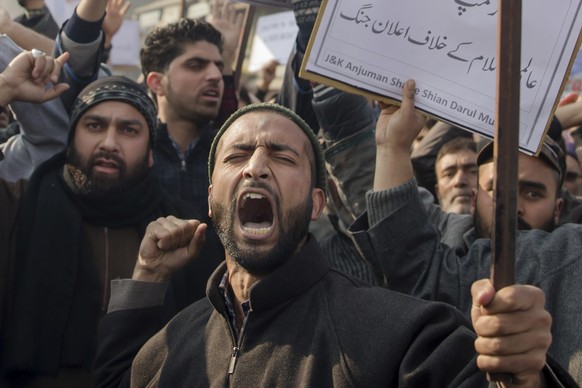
[96, 236, 494, 387]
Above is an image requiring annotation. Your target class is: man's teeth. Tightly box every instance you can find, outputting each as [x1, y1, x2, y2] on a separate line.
[244, 193, 265, 200]
[242, 222, 272, 235]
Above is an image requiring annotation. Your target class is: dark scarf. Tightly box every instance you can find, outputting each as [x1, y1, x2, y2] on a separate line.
[3, 152, 191, 377]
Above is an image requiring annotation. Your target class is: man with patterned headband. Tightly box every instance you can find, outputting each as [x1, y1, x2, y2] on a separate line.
[94, 102, 572, 387]
[0, 76, 223, 387]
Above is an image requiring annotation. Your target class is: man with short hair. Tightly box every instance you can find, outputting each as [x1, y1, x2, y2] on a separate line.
[393, 134, 566, 257]
[141, 11, 240, 214]
[434, 137, 478, 214]
[349, 80, 582, 384]
[0, 75, 223, 386]
[472, 137, 564, 237]
[94, 103, 567, 387]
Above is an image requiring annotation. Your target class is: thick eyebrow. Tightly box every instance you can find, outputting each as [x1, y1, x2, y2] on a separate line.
[185, 56, 224, 69]
[228, 142, 300, 157]
[81, 114, 144, 129]
[266, 142, 300, 157]
[519, 180, 548, 192]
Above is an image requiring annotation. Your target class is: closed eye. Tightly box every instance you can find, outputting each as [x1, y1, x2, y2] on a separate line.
[224, 154, 249, 163]
[274, 154, 296, 164]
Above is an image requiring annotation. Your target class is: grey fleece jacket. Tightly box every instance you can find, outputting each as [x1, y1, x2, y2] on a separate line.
[349, 178, 582, 385]
[0, 18, 103, 182]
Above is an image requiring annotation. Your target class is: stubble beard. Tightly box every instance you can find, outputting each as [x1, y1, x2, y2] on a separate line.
[473, 201, 556, 239]
[211, 193, 313, 275]
[165, 79, 220, 125]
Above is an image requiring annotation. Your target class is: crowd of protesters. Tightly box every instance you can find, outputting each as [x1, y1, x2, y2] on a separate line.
[0, 0, 581, 386]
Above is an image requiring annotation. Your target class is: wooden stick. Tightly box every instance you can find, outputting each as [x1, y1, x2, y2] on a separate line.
[488, 0, 521, 383]
[234, 4, 256, 88]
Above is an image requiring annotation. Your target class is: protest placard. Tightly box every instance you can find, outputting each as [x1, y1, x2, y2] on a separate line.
[110, 20, 140, 67]
[300, 0, 582, 154]
[249, 11, 298, 71]
[233, 0, 292, 9]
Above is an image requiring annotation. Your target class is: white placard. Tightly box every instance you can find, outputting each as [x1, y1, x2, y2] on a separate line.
[233, 0, 292, 9]
[44, 0, 79, 27]
[0, 0, 21, 19]
[249, 11, 297, 72]
[110, 20, 140, 67]
[301, 0, 582, 155]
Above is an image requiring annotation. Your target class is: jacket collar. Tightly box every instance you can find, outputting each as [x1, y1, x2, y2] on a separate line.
[207, 235, 329, 314]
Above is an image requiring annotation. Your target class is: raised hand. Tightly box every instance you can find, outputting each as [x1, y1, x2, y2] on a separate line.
[373, 79, 426, 191]
[375, 79, 425, 152]
[133, 216, 207, 283]
[471, 279, 552, 387]
[0, 50, 70, 105]
[206, 0, 244, 75]
[103, 0, 131, 45]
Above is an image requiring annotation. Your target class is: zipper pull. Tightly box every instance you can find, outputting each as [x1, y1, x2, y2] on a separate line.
[228, 346, 240, 374]
[181, 159, 187, 172]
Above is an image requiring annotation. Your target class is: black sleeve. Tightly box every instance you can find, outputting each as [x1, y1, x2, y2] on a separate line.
[94, 307, 164, 388]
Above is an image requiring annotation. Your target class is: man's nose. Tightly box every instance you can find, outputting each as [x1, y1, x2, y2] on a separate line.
[516, 200, 524, 218]
[207, 63, 223, 81]
[243, 151, 270, 180]
[99, 125, 119, 152]
[453, 171, 468, 188]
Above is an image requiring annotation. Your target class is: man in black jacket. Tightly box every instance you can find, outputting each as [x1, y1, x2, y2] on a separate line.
[95, 103, 571, 387]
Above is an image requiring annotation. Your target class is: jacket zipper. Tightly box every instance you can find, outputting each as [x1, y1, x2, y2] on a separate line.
[227, 312, 251, 378]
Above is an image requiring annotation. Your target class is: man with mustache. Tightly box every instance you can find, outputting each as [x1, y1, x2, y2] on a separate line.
[472, 137, 564, 238]
[391, 134, 565, 257]
[94, 103, 572, 387]
[348, 80, 582, 383]
[140, 4, 241, 215]
[0, 75, 223, 387]
[434, 137, 478, 215]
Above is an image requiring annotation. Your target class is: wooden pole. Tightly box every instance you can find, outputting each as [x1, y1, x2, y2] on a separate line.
[180, 0, 187, 18]
[234, 4, 256, 88]
[489, 0, 521, 383]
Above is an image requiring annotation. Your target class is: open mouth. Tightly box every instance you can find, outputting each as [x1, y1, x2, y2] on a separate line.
[93, 158, 120, 172]
[203, 90, 219, 97]
[238, 192, 274, 235]
[202, 89, 221, 101]
[96, 160, 118, 168]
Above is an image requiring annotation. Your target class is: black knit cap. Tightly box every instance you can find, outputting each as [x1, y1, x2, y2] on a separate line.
[208, 103, 327, 192]
[477, 136, 565, 187]
[69, 76, 157, 145]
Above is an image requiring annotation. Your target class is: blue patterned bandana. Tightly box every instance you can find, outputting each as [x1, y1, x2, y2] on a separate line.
[69, 76, 157, 146]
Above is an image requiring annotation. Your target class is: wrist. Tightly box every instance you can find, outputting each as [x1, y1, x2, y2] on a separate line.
[0, 74, 15, 106]
[0, 19, 15, 36]
[376, 143, 410, 158]
[132, 263, 171, 283]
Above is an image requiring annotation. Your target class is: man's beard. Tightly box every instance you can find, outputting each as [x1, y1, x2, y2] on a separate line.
[516, 216, 556, 232]
[66, 146, 149, 197]
[473, 202, 556, 238]
[166, 80, 219, 125]
[211, 190, 312, 274]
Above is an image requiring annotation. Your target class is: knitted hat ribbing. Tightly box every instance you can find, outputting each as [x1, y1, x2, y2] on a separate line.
[208, 103, 327, 191]
[69, 76, 157, 146]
